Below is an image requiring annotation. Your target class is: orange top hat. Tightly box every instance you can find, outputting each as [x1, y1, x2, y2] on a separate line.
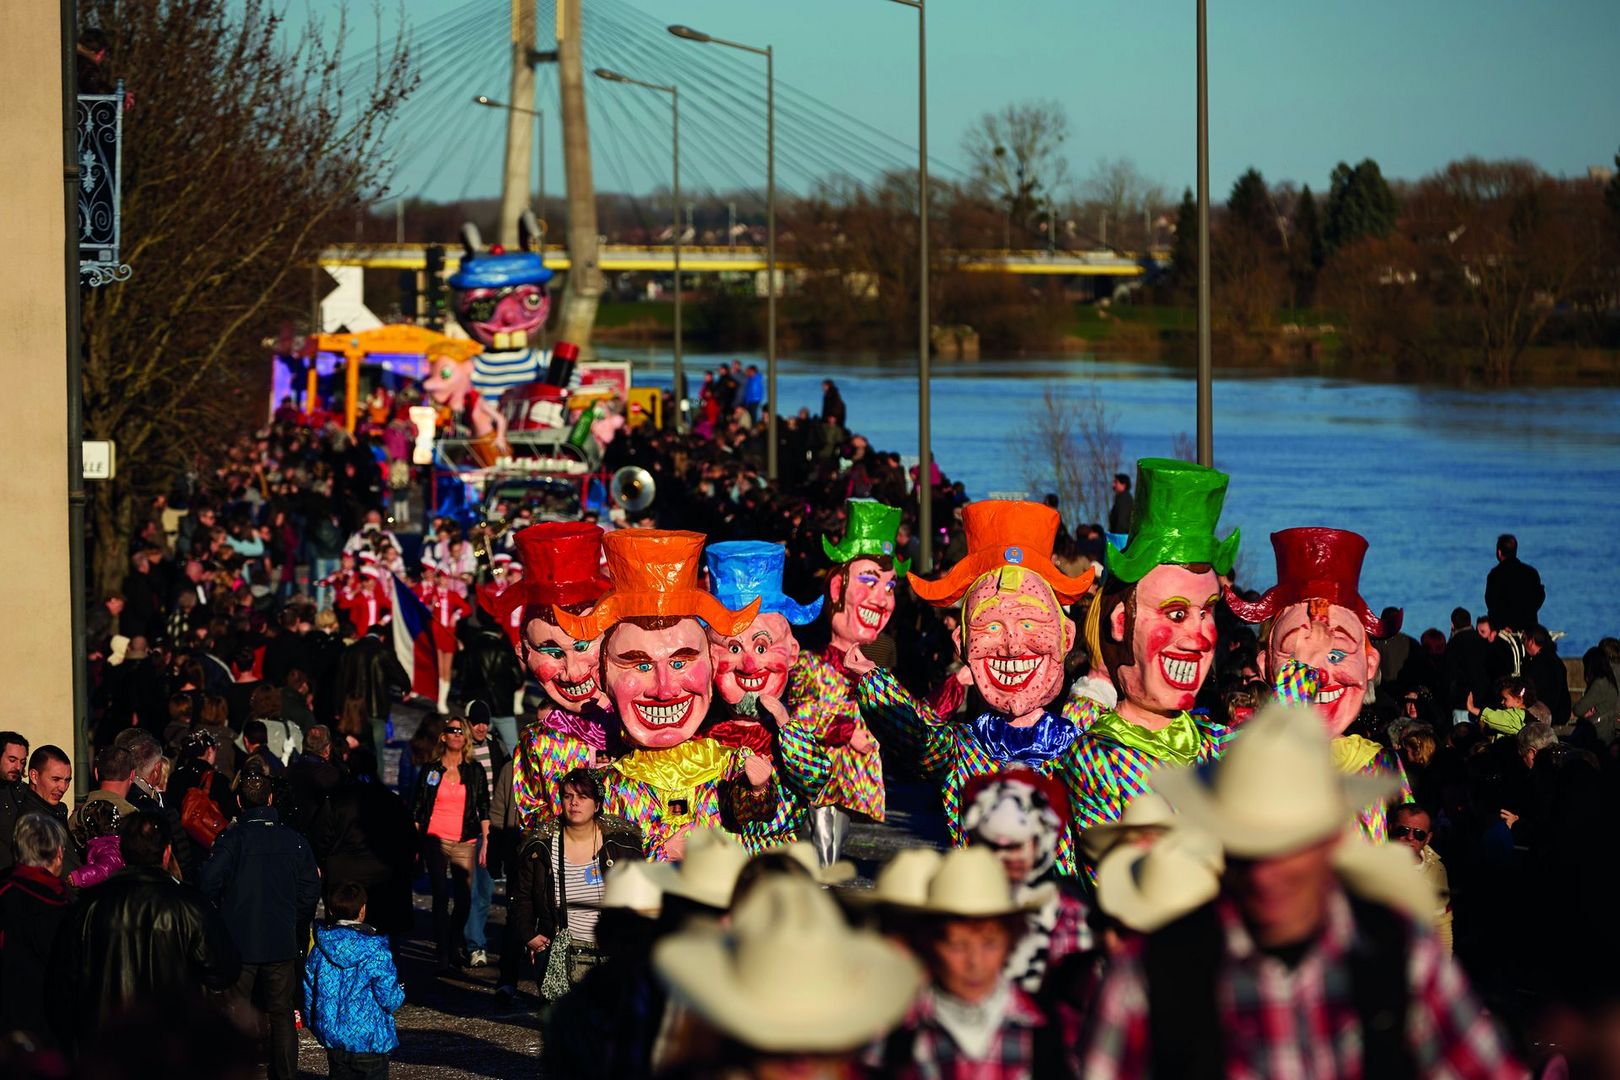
[908, 500, 1095, 607]
[553, 529, 759, 640]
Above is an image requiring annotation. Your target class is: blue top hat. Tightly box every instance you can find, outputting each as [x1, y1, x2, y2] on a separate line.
[704, 541, 824, 626]
[448, 250, 554, 291]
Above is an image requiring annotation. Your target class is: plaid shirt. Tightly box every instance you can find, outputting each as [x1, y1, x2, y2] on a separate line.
[869, 985, 1051, 1080]
[1075, 890, 1525, 1080]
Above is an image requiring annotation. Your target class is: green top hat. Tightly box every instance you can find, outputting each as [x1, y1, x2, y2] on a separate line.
[1105, 458, 1240, 583]
[821, 499, 910, 576]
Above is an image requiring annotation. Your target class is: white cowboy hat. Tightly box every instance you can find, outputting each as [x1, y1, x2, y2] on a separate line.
[848, 847, 944, 908]
[1150, 702, 1401, 859]
[1094, 826, 1224, 933]
[107, 635, 131, 667]
[645, 827, 750, 911]
[654, 876, 923, 1053]
[1078, 791, 1177, 863]
[906, 846, 1053, 917]
[763, 840, 856, 886]
[596, 859, 664, 917]
[1332, 830, 1437, 920]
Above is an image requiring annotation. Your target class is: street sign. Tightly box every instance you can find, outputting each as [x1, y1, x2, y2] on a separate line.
[83, 441, 116, 480]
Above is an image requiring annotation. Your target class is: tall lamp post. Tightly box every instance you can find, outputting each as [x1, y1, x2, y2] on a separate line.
[594, 68, 685, 418]
[883, 0, 931, 571]
[668, 24, 778, 480]
[473, 95, 547, 244]
[1195, 0, 1213, 466]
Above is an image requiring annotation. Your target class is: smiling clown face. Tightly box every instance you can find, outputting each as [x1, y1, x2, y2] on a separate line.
[706, 611, 799, 706]
[827, 557, 896, 649]
[603, 618, 714, 749]
[1262, 599, 1379, 736]
[961, 567, 1074, 720]
[1109, 563, 1220, 716]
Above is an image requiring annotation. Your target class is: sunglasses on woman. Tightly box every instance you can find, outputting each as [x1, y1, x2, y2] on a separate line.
[445, 726, 464, 735]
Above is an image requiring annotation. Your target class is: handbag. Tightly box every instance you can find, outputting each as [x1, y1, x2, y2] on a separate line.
[180, 768, 228, 847]
[538, 831, 605, 1001]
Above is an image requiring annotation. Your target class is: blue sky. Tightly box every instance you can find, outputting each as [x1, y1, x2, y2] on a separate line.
[338, 0, 1619, 202]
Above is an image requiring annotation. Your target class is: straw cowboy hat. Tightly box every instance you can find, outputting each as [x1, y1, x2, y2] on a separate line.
[763, 840, 856, 886]
[1150, 701, 1401, 859]
[1332, 830, 1437, 920]
[850, 847, 944, 909]
[1094, 826, 1224, 933]
[593, 859, 664, 918]
[645, 826, 751, 912]
[654, 876, 923, 1053]
[554, 530, 758, 641]
[1078, 791, 1178, 864]
[907, 846, 1053, 916]
[908, 500, 1094, 607]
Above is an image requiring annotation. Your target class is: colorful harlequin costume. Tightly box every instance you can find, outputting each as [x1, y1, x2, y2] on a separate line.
[1068, 458, 1244, 877]
[1226, 528, 1412, 842]
[701, 541, 835, 852]
[509, 523, 616, 830]
[789, 500, 922, 865]
[860, 500, 1099, 875]
[554, 531, 776, 861]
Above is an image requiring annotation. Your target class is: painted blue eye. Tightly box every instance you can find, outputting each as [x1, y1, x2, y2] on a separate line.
[671, 660, 686, 670]
[572, 640, 592, 652]
[635, 662, 652, 673]
[1327, 649, 1348, 664]
[537, 645, 564, 659]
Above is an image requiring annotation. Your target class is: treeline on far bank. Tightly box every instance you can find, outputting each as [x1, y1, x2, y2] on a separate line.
[589, 153, 1620, 383]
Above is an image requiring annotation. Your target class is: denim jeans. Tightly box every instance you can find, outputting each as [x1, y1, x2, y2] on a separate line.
[327, 1049, 390, 1080]
[312, 556, 341, 609]
[465, 838, 493, 950]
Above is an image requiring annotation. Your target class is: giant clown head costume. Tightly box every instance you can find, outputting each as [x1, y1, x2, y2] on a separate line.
[555, 531, 758, 751]
[513, 522, 612, 715]
[449, 220, 553, 355]
[703, 541, 823, 710]
[821, 499, 909, 654]
[908, 501, 1093, 723]
[1086, 459, 1240, 725]
[1225, 527, 1400, 736]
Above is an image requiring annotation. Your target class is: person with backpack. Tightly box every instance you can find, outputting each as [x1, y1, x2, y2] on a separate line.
[1074, 703, 1522, 1079]
[169, 729, 235, 851]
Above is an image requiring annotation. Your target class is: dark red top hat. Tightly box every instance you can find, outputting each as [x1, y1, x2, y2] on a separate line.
[1224, 527, 1401, 638]
[513, 522, 611, 608]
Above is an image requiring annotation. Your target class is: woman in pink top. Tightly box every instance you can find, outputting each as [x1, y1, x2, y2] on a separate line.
[411, 718, 491, 970]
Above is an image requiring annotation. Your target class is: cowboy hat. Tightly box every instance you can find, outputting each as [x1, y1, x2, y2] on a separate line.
[908, 500, 1094, 607]
[1332, 830, 1437, 920]
[1150, 702, 1401, 859]
[596, 859, 664, 917]
[848, 847, 944, 909]
[1078, 791, 1177, 864]
[906, 846, 1053, 916]
[1094, 826, 1224, 932]
[762, 840, 856, 886]
[654, 876, 923, 1053]
[645, 826, 751, 912]
[554, 530, 759, 641]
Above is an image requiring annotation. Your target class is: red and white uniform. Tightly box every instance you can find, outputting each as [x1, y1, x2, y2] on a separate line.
[339, 579, 391, 637]
[418, 581, 471, 653]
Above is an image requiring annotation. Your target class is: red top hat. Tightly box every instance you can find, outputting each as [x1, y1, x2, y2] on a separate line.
[908, 501, 1094, 607]
[513, 522, 611, 609]
[552, 529, 758, 640]
[1224, 527, 1400, 638]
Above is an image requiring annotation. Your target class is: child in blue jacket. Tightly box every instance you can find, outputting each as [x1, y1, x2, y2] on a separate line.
[304, 882, 406, 1080]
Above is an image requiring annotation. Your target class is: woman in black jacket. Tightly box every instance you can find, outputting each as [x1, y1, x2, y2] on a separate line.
[411, 718, 490, 969]
[509, 768, 643, 993]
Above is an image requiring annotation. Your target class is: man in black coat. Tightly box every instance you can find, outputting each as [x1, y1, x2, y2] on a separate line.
[49, 812, 241, 1052]
[1524, 626, 1572, 726]
[199, 772, 320, 1080]
[17, 746, 81, 881]
[1485, 533, 1545, 634]
[0, 731, 30, 875]
[338, 628, 410, 763]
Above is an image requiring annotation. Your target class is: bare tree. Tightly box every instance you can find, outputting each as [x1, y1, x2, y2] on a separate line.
[80, 0, 416, 593]
[1019, 383, 1122, 529]
[962, 101, 1071, 235]
[1076, 157, 1166, 250]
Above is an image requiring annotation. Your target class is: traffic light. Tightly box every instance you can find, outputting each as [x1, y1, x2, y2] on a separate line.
[424, 244, 448, 330]
[397, 269, 418, 322]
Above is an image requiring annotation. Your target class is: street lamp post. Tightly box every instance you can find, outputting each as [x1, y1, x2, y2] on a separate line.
[593, 69, 685, 419]
[474, 95, 546, 245]
[1195, 0, 1213, 467]
[669, 24, 778, 481]
[883, 0, 931, 572]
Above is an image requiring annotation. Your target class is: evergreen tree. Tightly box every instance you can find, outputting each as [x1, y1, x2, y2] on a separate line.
[1606, 146, 1620, 224]
[1168, 187, 1198, 294]
[1226, 168, 1275, 242]
[1324, 158, 1399, 253]
[1294, 185, 1324, 270]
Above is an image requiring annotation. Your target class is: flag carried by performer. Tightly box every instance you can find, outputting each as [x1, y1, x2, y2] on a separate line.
[386, 572, 441, 699]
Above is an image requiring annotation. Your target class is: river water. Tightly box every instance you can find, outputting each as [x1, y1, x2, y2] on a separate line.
[602, 346, 1620, 653]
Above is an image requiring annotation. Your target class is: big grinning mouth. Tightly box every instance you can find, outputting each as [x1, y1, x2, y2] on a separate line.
[1317, 686, 1345, 704]
[734, 672, 769, 692]
[490, 329, 529, 351]
[857, 605, 886, 628]
[984, 655, 1042, 690]
[1158, 652, 1203, 690]
[554, 675, 596, 702]
[633, 697, 694, 727]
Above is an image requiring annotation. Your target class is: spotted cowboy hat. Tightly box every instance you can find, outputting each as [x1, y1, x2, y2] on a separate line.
[908, 499, 1094, 607]
[553, 529, 758, 641]
[821, 498, 910, 576]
